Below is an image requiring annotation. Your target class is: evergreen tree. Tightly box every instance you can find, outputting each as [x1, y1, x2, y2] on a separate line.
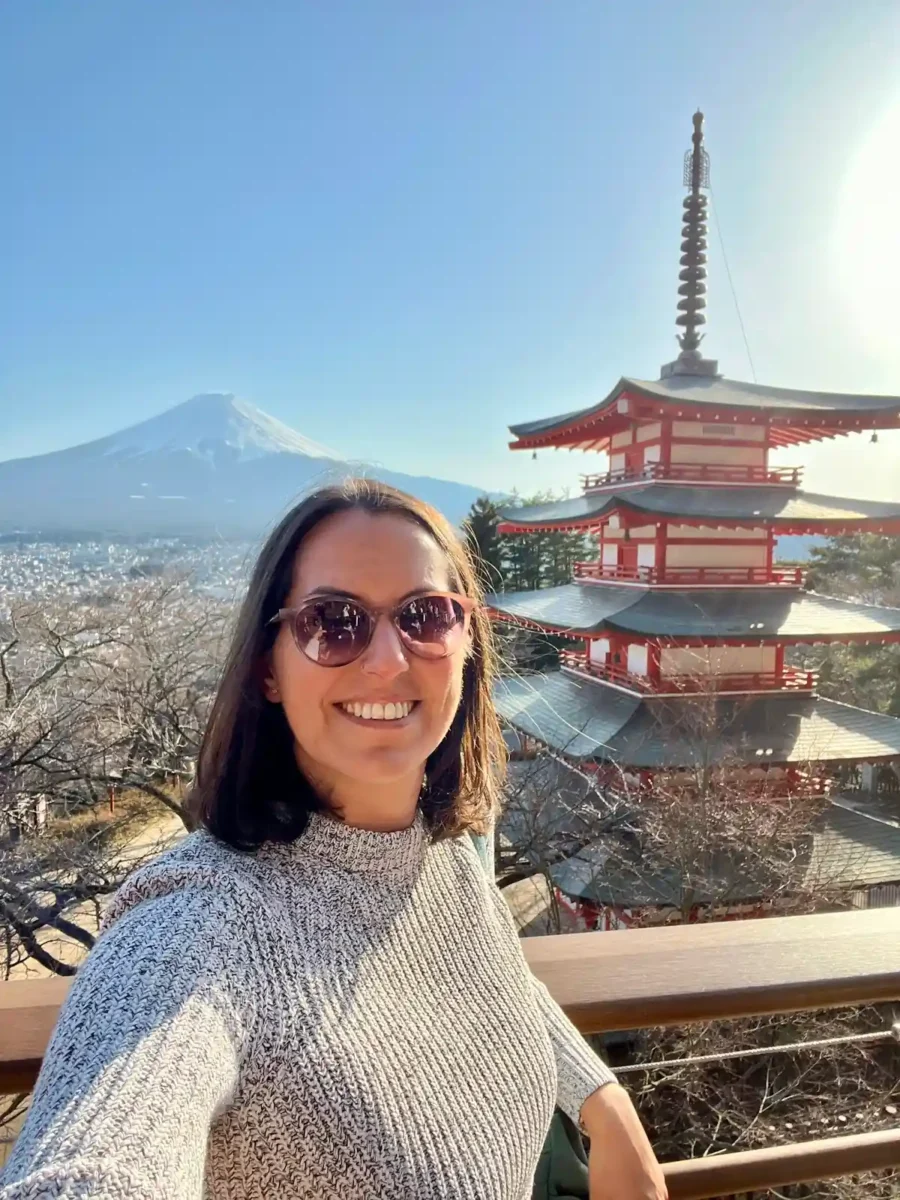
[807, 533, 900, 602]
[462, 496, 506, 592]
[795, 534, 900, 716]
[462, 491, 595, 593]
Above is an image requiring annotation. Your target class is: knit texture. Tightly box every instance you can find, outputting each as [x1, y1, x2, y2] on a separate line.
[1, 812, 615, 1199]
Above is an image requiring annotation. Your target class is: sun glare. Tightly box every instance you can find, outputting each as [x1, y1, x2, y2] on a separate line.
[834, 100, 900, 355]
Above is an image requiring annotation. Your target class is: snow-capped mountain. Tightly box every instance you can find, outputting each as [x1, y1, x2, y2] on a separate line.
[0, 394, 489, 536]
[91, 392, 342, 465]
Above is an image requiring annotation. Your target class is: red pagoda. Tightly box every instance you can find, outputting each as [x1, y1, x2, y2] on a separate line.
[489, 112, 900, 798]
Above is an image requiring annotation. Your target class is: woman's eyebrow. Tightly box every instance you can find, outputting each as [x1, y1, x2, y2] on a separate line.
[302, 585, 443, 603]
[305, 585, 366, 602]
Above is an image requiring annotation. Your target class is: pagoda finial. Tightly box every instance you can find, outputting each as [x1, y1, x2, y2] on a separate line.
[661, 110, 720, 380]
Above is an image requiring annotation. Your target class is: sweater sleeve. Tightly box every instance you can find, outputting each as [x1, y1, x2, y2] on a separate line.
[530, 975, 616, 1124]
[0, 888, 248, 1200]
[481, 861, 616, 1126]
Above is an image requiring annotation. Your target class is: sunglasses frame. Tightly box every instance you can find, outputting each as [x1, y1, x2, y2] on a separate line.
[267, 590, 477, 668]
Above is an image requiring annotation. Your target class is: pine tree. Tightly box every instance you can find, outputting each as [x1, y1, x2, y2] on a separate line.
[797, 533, 900, 716]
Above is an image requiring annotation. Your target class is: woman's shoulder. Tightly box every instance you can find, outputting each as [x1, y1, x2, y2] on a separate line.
[101, 827, 268, 941]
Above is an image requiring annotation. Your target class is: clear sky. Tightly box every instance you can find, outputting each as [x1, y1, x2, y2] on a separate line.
[3, 0, 900, 499]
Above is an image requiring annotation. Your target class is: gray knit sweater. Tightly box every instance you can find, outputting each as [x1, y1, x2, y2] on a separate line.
[1, 811, 615, 1199]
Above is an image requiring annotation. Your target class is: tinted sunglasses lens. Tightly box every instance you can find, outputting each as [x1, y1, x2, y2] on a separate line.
[396, 596, 466, 659]
[293, 599, 371, 666]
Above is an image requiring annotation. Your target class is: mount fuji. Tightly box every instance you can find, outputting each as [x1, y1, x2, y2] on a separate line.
[0, 394, 491, 536]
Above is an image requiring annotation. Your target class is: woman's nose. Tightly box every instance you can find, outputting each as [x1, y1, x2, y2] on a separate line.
[360, 615, 410, 678]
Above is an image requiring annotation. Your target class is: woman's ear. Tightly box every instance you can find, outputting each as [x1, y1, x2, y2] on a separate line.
[259, 656, 281, 703]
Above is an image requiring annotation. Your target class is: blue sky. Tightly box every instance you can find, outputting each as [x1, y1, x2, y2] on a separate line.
[3, 0, 900, 498]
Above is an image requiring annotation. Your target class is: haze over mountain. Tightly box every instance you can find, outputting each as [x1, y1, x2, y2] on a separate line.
[0, 394, 491, 537]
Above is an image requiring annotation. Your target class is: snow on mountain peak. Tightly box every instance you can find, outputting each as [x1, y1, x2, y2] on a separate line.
[95, 393, 341, 464]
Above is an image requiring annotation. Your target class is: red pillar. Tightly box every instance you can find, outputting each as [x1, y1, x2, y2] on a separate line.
[656, 520, 669, 583]
[661, 417, 673, 472]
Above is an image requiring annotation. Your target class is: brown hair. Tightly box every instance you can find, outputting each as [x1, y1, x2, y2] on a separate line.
[188, 477, 507, 848]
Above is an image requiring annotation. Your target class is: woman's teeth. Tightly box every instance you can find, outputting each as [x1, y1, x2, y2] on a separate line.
[340, 701, 414, 721]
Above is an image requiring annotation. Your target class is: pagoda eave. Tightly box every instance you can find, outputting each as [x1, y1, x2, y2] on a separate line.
[495, 672, 900, 769]
[496, 483, 900, 537]
[498, 516, 900, 536]
[489, 607, 900, 648]
[486, 583, 900, 643]
[509, 377, 900, 453]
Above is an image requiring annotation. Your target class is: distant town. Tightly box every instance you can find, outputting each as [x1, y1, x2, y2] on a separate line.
[0, 535, 258, 615]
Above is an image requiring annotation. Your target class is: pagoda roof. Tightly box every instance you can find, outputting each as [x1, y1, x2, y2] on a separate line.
[509, 375, 900, 450]
[495, 672, 900, 767]
[487, 583, 900, 642]
[497, 485, 900, 534]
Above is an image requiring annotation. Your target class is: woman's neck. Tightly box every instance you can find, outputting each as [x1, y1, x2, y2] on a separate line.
[297, 754, 424, 833]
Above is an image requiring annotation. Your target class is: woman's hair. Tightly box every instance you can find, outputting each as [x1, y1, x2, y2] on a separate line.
[188, 477, 507, 848]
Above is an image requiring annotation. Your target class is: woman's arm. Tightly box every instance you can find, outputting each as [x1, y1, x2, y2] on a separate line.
[581, 1084, 668, 1200]
[0, 888, 248, 1200]
[529, 976, 617, 1122]
[478, 853, 615, 1121]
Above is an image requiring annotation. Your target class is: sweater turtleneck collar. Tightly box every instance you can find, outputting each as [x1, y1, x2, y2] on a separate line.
[288, 807, 430, 876]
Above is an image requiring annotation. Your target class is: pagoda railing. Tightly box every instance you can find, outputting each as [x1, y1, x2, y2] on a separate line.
[560, 649, 818, 695]
[4, 910, 900, 1198]
[580, 462, 803, 490]
[573, 561, 807, 587]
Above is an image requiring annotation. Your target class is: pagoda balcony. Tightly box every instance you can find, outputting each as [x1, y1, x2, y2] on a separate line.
[559, 649, 818, 696]
[580, 462, 803, 491]
[573, 561, 807, 588]
[4, 909, 900, 1198]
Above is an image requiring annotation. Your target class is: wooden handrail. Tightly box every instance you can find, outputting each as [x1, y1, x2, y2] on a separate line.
[0, 975, 70, 1094]
[523, 908, 900, 1033]
[663, 1127, 900, 1199]
[572, 560, 807, 587]
[580, 463, 803, 490]
[4, 909, 897, 1091]
[559, 650, 818, 695]
[3, 910, 898, 1195]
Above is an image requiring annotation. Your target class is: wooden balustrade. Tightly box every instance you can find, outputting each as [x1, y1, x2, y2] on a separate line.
[573, 561, 807, 587]
[580, 462, 803, 490]
[559, 649, 818, 695]
[2, 910, 898, 1197]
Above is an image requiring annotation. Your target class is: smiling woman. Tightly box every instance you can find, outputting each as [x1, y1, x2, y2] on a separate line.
[258, 504, 481, 833]
[0, 478, 664, 1200]
[191, 477, 502, 845]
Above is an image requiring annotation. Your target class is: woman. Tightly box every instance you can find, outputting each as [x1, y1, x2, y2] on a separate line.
[1, 479, 666, 1200]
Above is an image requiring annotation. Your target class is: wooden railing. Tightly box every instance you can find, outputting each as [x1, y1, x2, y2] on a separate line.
[3, 911, 899, 1198]
[559, 649, 818, 695]
[573, 560, 807, 587]
[580, 462, 803, 490]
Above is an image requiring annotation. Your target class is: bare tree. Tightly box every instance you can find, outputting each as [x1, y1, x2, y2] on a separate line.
[0, 580, 231, 979]
[88, 578, 232, 825]
[628, 1005, 900, 1199]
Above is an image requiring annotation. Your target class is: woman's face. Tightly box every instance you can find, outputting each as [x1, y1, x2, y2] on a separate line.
[264, 509, 468, 800]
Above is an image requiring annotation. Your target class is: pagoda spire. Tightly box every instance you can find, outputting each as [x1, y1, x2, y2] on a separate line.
[661, 110, 719, 379]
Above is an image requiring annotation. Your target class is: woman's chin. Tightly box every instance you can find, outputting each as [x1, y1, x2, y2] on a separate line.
[344, 754, 425, 788]
[306, 743, 428, 791]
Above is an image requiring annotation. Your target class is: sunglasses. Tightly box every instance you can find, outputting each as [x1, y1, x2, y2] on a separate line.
[268, 591, 476, 668]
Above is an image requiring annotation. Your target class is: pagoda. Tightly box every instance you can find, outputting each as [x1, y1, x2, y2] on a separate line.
[489, 112, 900, 798]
